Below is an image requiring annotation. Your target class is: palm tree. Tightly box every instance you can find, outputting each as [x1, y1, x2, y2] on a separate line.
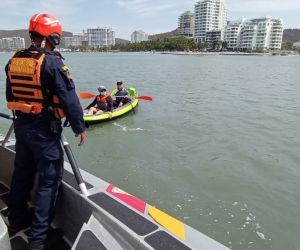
[221, 41, 228, 51]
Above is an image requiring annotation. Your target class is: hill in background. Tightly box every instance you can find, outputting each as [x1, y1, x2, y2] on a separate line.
[149, 30, 177, 41]
[283, 29, 300, 42]
[0, 29, 130, 47]
[0, 29, 129, 47]
[1, 28, 300, 47]
[150, 29, 300, 43]
[0, 29, 73, 47]
[115, 38, 130, 45]
[0, 29, 31, 46]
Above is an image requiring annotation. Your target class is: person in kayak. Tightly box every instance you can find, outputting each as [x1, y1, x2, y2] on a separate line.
[114, 81, 131, 108]
[86, 86, 113, 116]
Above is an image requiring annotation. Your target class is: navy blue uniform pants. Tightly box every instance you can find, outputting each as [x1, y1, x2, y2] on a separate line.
[8, 118, 63, 247]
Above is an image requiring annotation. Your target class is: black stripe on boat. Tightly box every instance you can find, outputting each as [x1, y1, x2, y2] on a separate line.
[1, 208, 9, 217]
[63, 170, 94, 190]
[0, 182, 9, 195]
[89, 193, 158, 236]
[24, 227, 70, 249]
[0, 192, 9, 206]
[0, 199, 6, 210]
[5, 145, 15, 151]
[75, 230, 107, 250]
[10, 236, 28, 250]
[145, 231, 192, 250]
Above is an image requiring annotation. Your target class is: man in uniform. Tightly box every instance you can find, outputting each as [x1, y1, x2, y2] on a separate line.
[5, 13, 86, 250]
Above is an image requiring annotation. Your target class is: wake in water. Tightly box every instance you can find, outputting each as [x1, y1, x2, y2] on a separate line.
[113, 122, 145, 132]
[231, 201, 268, 241]
[181, 198, 271, 249]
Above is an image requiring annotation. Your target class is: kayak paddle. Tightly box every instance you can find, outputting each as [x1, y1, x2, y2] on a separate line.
[80, 92, 153, 101]
[80, 92, 97, 99]
[134, 96, 153, 101]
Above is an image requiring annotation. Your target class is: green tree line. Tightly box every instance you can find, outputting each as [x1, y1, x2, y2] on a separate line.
[68, 37, 206, 52]
[114, 37, 199, 51]
[65, 37, 300, 53]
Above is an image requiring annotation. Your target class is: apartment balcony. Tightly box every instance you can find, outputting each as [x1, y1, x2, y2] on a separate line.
[272, 24, 283, 28]
[270, 35, 282, 39]
[272, 27, 283, 30]
[271, 34, 283, 37]
[270, 39, 282, 42]
[272, 30, 283, 34]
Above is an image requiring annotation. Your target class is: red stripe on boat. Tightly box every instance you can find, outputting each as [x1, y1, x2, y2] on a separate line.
[106, 184, 146, 213]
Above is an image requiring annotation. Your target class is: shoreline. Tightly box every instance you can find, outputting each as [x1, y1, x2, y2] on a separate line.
[1, 50, 299, 56]
[157, 51, 299, 56]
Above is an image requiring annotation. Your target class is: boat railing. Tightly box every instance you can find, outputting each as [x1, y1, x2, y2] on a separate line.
[0, 111, 88, 196]
[0, 112, 14, 147]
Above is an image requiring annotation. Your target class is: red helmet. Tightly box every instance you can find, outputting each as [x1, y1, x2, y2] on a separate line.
[28, 13, 63, 37]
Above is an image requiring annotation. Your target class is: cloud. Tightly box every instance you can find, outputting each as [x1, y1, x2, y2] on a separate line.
[0, 0, 88, 30]
[0, 0, 85, 17]
[0, 0, 299, 34]
[117, 0, 194, 16]
[227, 0, 300, 12]
[117, 0, 300, 17]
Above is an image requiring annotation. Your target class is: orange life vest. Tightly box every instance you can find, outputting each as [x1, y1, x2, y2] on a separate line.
[96, 93, 111, 104]
[7, 50, 65, 119]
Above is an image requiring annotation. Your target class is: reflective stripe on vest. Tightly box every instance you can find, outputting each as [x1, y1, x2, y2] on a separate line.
[7, 51, 65, 118]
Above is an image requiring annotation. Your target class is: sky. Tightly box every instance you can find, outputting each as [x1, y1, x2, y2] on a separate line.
[0, 0, 299, 39]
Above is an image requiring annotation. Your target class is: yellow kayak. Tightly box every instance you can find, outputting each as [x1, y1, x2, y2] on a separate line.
[83, 87, 138, 125]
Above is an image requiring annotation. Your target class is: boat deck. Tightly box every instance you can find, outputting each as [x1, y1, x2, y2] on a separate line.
[0, 182, 71, 250]
[0, 123, 229, 250]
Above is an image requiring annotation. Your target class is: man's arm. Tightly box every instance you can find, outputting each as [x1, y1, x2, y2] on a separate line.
[85, 97, 97, 110]
[45, 56, 86, 136]
[5, 63, 14, 102]
[106, 96, 114, 111]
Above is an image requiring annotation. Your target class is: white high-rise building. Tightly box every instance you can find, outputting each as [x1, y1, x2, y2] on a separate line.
[87, 27, 115, 47]
[194, 0, 228, 43]
[63, 32, 88, 48]
[205, 30, 224, 47]
[294, 41, 300, 48]
[63, 37, 74, 48]
[224, 19, 246, 50]
[177, 11, 194, 37]
[72, 32, 88, 47]
[224, 17, 284, 50]
[0, 37, 25, 51]
[131, 30, 148, 43]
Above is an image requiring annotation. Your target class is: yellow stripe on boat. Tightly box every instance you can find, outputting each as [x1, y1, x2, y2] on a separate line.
[148, 206, 186, 240]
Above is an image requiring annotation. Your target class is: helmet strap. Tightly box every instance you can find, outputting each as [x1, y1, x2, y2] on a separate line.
[41, 38, 46, 49]
[30, 32, 43, 49]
